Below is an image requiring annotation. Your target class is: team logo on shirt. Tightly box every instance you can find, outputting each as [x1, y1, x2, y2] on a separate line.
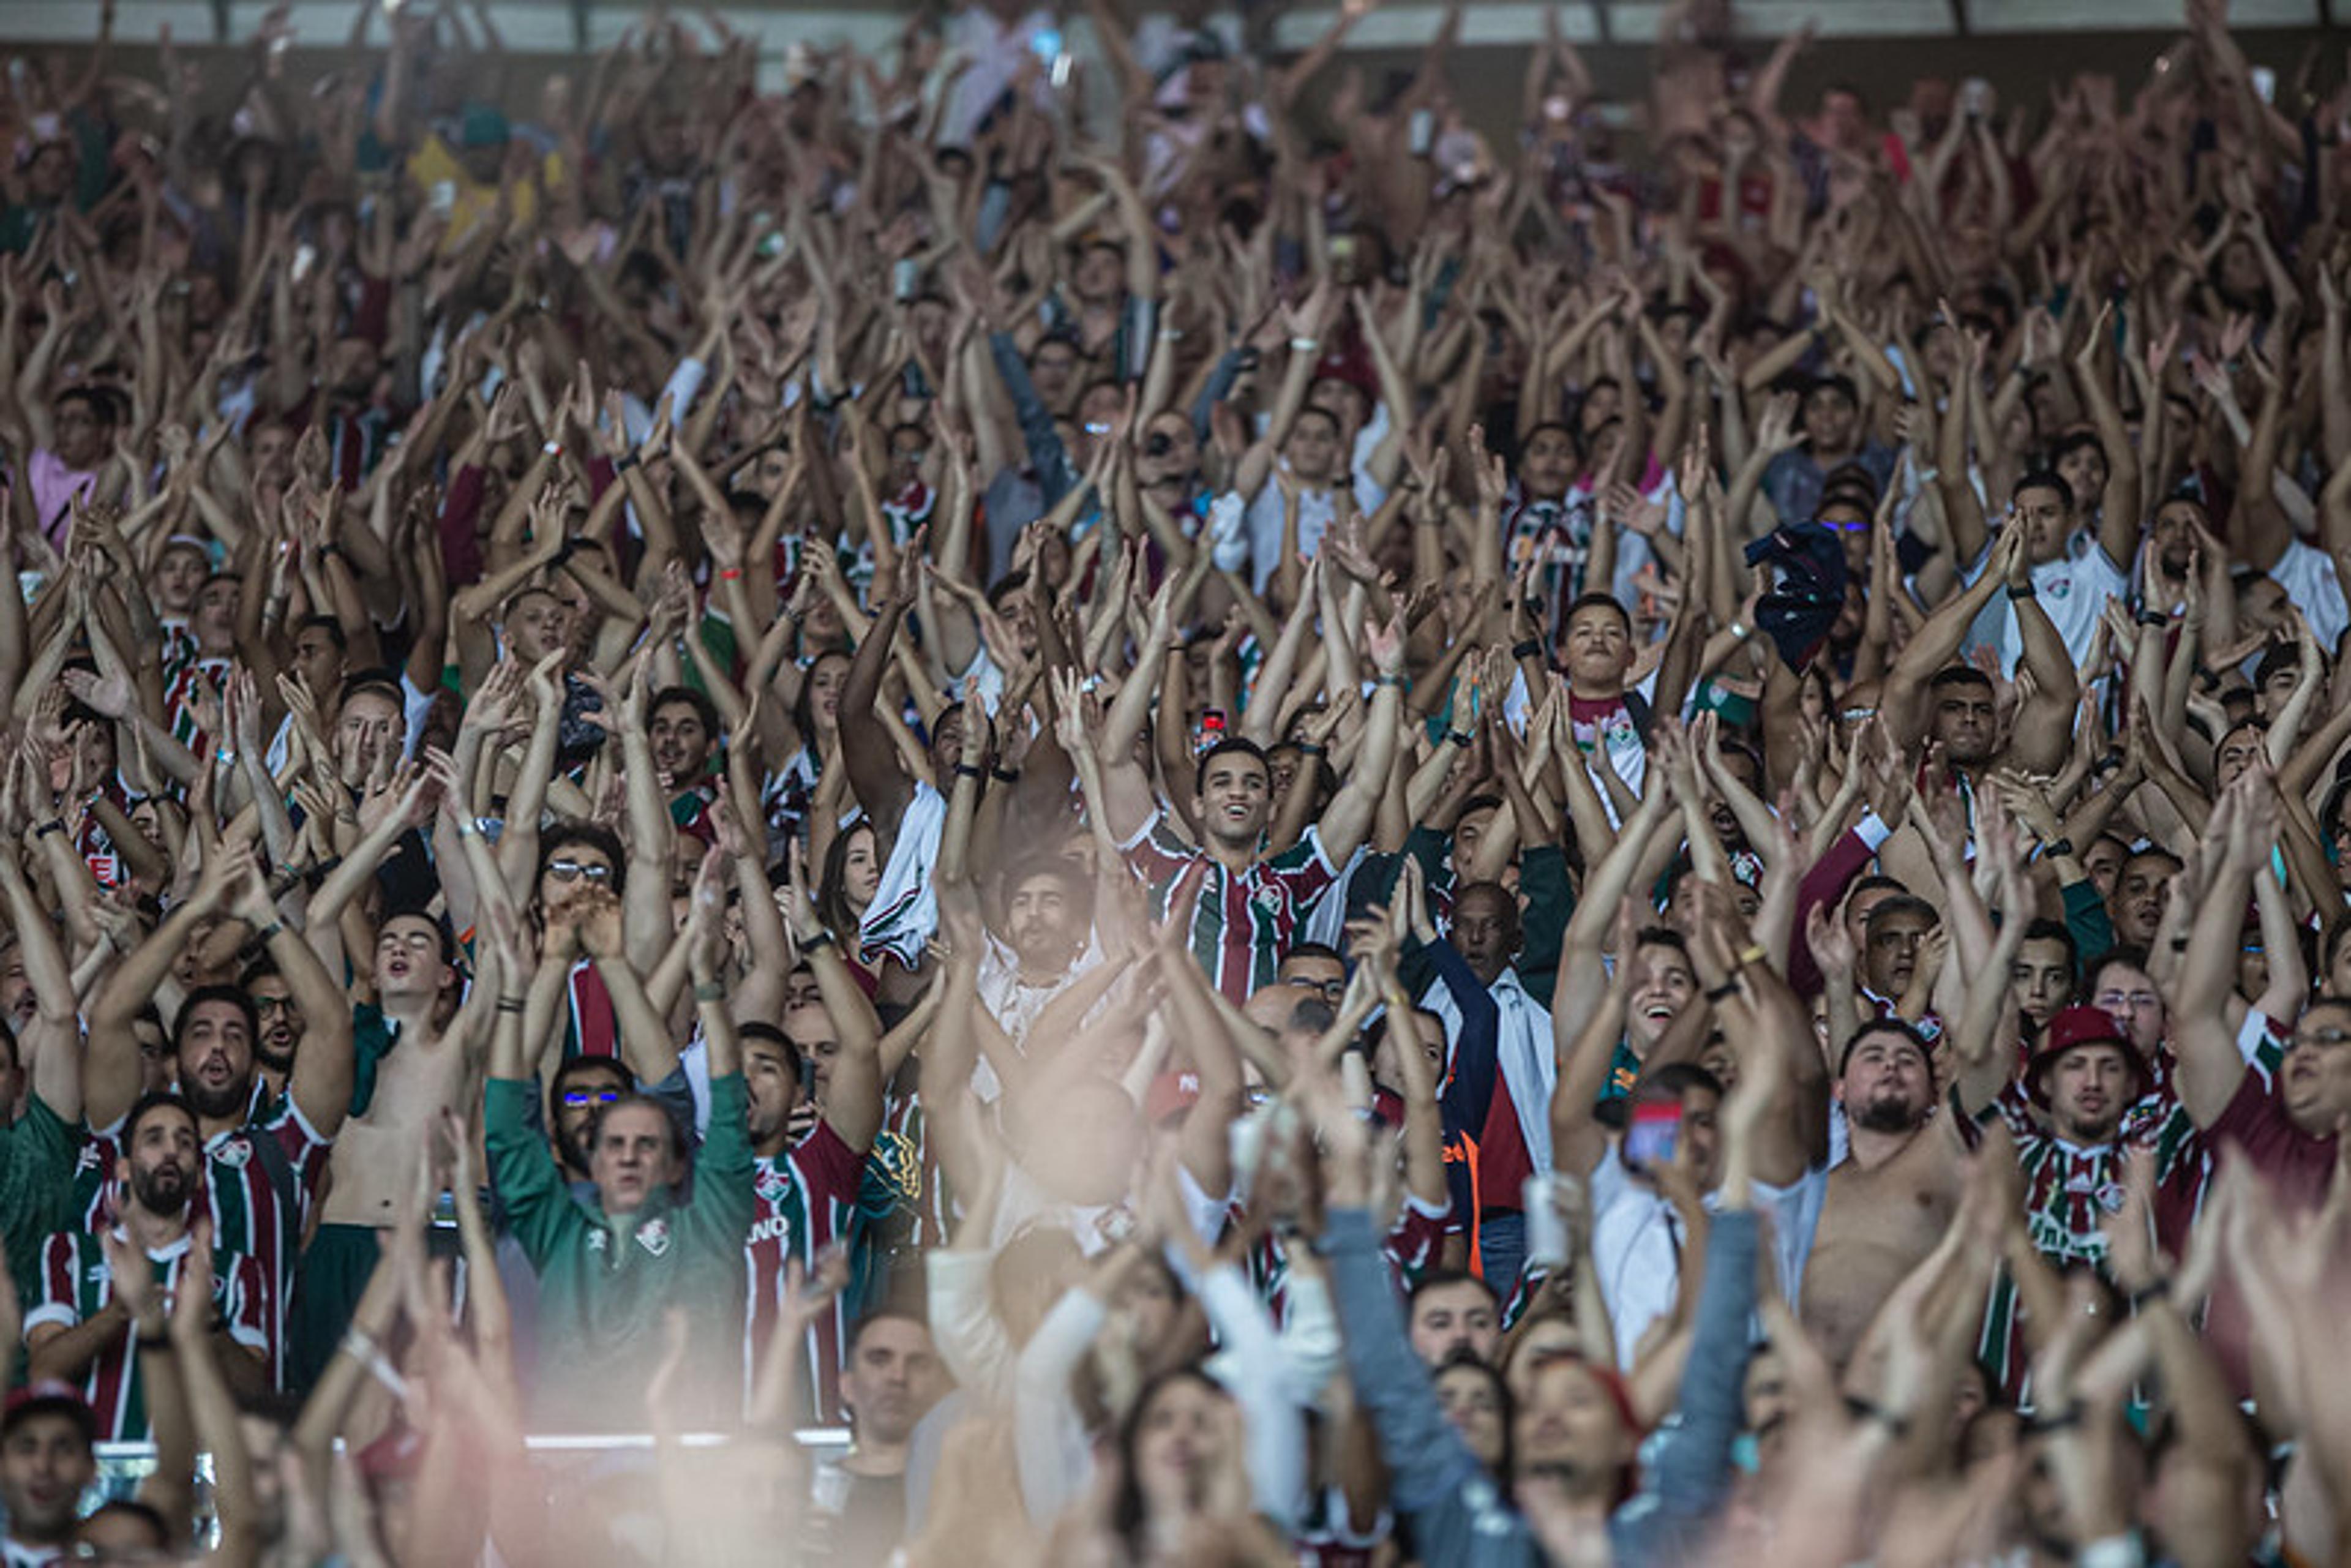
[756, 1165, 790, 1203]
[636, 1217, 672, 1257]
[213, 1139, 250, 1171]
[1252, 885, 1283, 917]
[587, 1229, 607, 1253]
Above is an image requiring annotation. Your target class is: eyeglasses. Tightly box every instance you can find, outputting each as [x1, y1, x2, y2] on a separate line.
[561, 1087, 623, 1109]
[253, 996, 297, 1016]
[2093, 990, 2161, 1013]
[547, 859, 614, 884]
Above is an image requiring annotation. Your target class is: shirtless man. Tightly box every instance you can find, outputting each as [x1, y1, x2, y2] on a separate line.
[287, 907, 468, 1389]
[1800, 863, 2023, 1373]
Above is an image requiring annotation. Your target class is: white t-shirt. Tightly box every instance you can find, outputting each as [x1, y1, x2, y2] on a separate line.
[1965, 530, 2131, 674]
[1245, 468, 1384, 591]
[2268, 538, 2350, 654]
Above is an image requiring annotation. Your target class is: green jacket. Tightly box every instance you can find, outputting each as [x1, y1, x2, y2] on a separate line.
[486, 1073, 754, 1431]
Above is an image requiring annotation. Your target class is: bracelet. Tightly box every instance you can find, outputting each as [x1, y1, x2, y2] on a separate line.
[991, 767, 1022, 784]
[2136, 609, 2169, 628]
[1736, 943, 1769, 968]
[719, 568, 743, 581]
[2170, 936, 2190, 952]
[136, 1330, 173, 1351]
[317, 542, 343, 560]
[1843, 1396, 1913, 1438]
[1511, 638, 1543, 661]
[306, 855, 343, 889]
[2006, 582, 2038, 600]
[799, 928, 838, 954]
[692, 980, 726, 1003]
[1158, 326, 1184, 342]
[2126, 1278, 2173, 1313]
[1445, 730, 1473, 748]
[1704, 978, 1739, 1003]
[495, 996, 527, 1015]
[2043, 836, 2074, 860]
[1294, 743, 1325, 757]
[343, 1329, 409, 1400]
[456, 819, 480, 841]
[33, 819, 64, 839]
[216, 749, 238, 767]
[953, 763, 986, 779]
[1289, 336, 1320, 353]
[2025, 1401, 2085, 1435]
[1374, 673, 1406, 689]
[1728, 620, 1752, 642]
[542, 440, 564, 457]
[252, 920, 284, 947]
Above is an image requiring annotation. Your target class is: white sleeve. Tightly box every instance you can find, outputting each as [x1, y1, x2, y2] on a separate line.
[1199, 1264, 1308, 1532]
[1013, 1288, 1108, 1525]
[926, 1247, 1016, 1403]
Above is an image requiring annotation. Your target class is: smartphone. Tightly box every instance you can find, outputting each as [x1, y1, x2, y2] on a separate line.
[1624, 1101, 1683, 1172]
[1960, 77, 1990, 119]
[1408, 108, 1436, 158]
[892, 258, 918, 302]
[1200, 708, 1226, 747]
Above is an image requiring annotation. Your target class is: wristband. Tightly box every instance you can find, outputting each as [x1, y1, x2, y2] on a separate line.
[2136, 609, 2169, 628]
[1374, 673, 1406, 690]
[799, 928, 838, 954]
[1294, 743, 1325, 757]
[1736, 943, 1769, 968]
[1444, 730, 1473, 748]
[719, 568, 743, 581]
[991, 767, 1022, 785]
[1728, 620, 1752, 642]
[2006, 582, 2038, 600]
[692, 980, 727, 1003]
[1704, 978, 1739, 1003]
[1512, 639, 1543, 661]
[542, 440, 564, 457]
[615, 451, 639, 473]
[2126, 1278, 2174, 1313]
[252, 920, 284, 948]
[1289, 336, 1320, 353]
[496, 996, 527, 1015]
[2025, 1401, 2084, 1435]
[317, 542, 343, 560]
[2043, 836, 2074, 860]
[953, 763, 986, 779]
[456, 819, 480, 840]
[33, 819, 64, 839]
[135, 1330, 173, 1351]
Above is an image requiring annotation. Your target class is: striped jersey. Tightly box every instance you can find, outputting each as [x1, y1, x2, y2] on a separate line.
[73, 1098, 331, 1383]
[1240, 1195, 1449, 1326]
[744, 1121, 864, 1423]
[561, 959, 623, 1061]
[1124, 816, 1340, 1002]
[26, 1228, 269, 1439]
[162, 655, 233, 751]
[1971, 1083, 2197, 1394]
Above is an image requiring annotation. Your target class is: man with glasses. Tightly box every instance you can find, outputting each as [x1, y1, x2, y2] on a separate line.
[241, 958, 306, 1114]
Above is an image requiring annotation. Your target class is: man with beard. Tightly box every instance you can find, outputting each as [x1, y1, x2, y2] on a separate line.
[81, 845, 356, 1383]
[241, 958, 304, 1109]
[2106, 850, 2181, 953]
[744, 913, 885, 1424]
[811, 1313, 951, 1567]
[1799, 1018, 2005, 1373]
[28, 1095, 270, 1437]
[973, 857, 1098, 1076]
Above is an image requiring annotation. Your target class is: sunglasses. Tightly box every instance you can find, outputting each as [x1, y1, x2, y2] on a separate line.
[547, 859, 614, 884]
[561, 1087, 623, 1109]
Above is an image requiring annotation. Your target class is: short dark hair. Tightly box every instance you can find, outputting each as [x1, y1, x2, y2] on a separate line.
[539, 822, 626, 899]
[340, 667, 404, 711]
[124, 1090, 199, 1149]
[1865, 894, 1938, 936]
[1196, 737, 1270, 785]
[549, 1056, 631, 1130]
[650, 685, 721, 738]
[1838, 1016, 1935, 1076]
[2013, 468, 2075, 514]
[380, 903, 458, 967]
[1805, 372, 1859, 408]
[1930, 664, 1995, 695]
[846, 1307, 931, 1362]
[1409, 1267, 1498, 1311]
[173, 985, 257, 1056]
[294, 613, 347, 651]
[2018, 919, 2079, 978]
[1640, 1061, 1726, 1102]
[1564, 592, 1632, 636]
[1281, 940, 1344, 971]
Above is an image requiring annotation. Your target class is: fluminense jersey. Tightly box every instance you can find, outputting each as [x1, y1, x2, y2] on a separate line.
[1239, 1195, 1449, 1326]
[73, 1098, 331, 1382]
[1970, 1084, 2197, 1394]
[744, 1121, 864, 1423]
[27, 1229, 269, 1439]
[1124, 815, 1340, 1003]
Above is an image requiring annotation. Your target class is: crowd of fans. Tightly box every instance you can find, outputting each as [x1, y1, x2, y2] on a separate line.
[0, 0, 2342, 1561]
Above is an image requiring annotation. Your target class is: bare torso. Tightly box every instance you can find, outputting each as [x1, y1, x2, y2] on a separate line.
[1801, 1116, 1965, 1371]
[320, 1021, 473, 1228]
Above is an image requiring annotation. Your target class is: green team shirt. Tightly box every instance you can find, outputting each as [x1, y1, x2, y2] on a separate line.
[0, 1096, 78, 1300]
[486, 1072, 756, 1431]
